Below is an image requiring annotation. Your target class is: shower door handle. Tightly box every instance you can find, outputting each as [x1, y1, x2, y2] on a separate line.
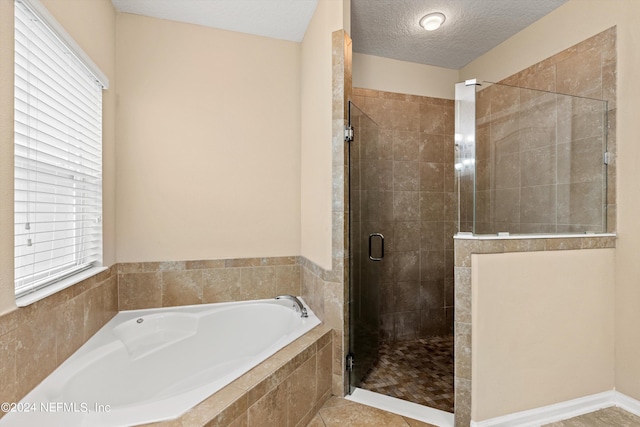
[368, 233, 384, 261]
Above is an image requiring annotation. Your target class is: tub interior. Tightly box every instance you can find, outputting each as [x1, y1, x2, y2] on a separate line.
[2, 298, 320, 427]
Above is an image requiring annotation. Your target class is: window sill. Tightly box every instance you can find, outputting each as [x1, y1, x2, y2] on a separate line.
[16, 266, 108, 307]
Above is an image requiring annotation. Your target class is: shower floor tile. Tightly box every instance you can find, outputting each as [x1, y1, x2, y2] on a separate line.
[359, 335, 454, 413]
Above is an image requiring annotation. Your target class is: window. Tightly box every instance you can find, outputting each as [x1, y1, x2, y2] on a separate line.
[14, 0, 108, 302]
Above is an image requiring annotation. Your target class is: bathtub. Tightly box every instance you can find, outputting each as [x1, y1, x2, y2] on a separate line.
[1, 297, 320, 427]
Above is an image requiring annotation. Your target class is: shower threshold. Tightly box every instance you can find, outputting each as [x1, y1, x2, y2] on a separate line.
[346, 388, 455, 427]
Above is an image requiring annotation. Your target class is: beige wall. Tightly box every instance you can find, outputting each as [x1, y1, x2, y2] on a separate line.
[459, 0, 640, 404]
[115, 13, 301, 263]
[472, 249, 615, 421]
[300, 0, 344, 270]
[0, 0, 116, 315]
[353, 53, 459, 100]
[0, 0, 15, 315]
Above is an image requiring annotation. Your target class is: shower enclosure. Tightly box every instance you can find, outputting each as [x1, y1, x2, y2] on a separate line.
[455, 80, 609, 234]
[347, 92, 457, 414]
[348, 101, 382, 392]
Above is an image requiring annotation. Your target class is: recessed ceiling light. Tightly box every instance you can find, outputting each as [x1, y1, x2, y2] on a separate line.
[419, 12, 446, 31]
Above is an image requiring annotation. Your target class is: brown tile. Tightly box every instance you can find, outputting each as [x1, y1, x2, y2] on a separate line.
[162, 270, 203, 307]
[288, 355, 317, 426]
[240, 267, 276, 300]
[275, 265, 301, 296]
[247, 381, 288, 427]
[419, 134, 445, 163]
[393, 161, 420, 191]
[404, 417, 439, 427]
[55, 295, 85, 362]
[420, 162, 445, 192]
[316, 342, 333, 400]
[393, 131, 420, 161]
[202, 268, 242, 303]
[420, 103, 445, 134]
[118, 272, 162, 310]
[0, 329, 18, 408]
[85, 284, 109, 340]
[556, 48, 603, 97]
[319, 400, 411, 427]
[393, 192, 420, 221]
[185, 259, 225, 270]
[520, 184, 557, 224]
[14, 314, 58, 398]
[360, 336, 453, 413]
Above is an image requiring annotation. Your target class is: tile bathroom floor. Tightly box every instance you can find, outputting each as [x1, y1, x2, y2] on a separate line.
[306, 397, 438, 427]
[543, 406, 640, 426]
[358, 335, 454, 413]
[306, 399, 640, 427]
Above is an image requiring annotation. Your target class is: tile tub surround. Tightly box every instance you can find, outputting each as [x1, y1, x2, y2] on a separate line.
[117, 256, 301, 310]
[0, 267, 117, 418]
[453, 234, 616, 427]
[300, 257, 346, 397]
[142, 325, 333, 427]
[351, 87, 456, 342]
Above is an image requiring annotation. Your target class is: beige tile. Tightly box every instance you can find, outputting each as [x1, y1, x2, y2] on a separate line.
[420, 192, 444, 222]
[332, 329, 343, 376]
[275, 265, 301, 297]
[454, 377, 471, 427]
[393, 131, 420, 161]
[520, 184, 556, 224]
[316, 342, 333, 400]
[84, 283, 108, 340]
[185, 259, 225, 270]
[420, 103, 445, 134]
[323, 282, 344, 332]
[556, 48, 603, 97]
[393, 161, 420, 191]
[288, 355, 318, 426]
[305, 413, 326, 427]
[180, 385, 247, 427]
[247, 381, 288, 427]
[0, 329, 17, 408]
[55, 296, 85, 363]
[202, 268, 242, 303]
[419, 134, 445, 163]
[15, 314, 58, 398]
[118, 272, 162, 310]
[162, 270, 203, 307]
[543, 406, 640, 427]
[319, 401, 411, 427]
[455, 322, 472, 381]
[403, 417, 439, 427]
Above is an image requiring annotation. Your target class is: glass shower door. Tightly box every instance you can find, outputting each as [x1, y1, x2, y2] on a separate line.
[348, 101, 383, 393]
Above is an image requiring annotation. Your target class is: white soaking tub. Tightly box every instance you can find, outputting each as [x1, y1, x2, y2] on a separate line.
[1, 297, 320, 427]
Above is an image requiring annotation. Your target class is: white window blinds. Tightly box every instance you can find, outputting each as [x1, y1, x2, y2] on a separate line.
[14, 0, 106, 298]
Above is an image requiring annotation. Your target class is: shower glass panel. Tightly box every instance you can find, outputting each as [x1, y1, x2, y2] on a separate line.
[348, 101, 382, 393]
[455, 81, 608, 235]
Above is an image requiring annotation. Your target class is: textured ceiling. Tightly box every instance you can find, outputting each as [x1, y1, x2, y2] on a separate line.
[110, 0, 318, 42]
[111, 0, 568, 69]
[351, 0, 569, 69]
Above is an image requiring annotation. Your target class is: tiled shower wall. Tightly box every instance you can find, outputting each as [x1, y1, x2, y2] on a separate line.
[464, 27, 616, 235]
[351, 88, 456, 342]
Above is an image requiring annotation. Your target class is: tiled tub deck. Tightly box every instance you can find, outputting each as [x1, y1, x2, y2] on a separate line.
[142, 324, 333, 427]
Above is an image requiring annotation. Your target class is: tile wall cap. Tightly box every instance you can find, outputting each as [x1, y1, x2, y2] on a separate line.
[453, 232, 617, 240]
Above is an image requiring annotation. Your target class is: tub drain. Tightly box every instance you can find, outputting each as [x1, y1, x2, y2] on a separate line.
[136, 318, 144, 324]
